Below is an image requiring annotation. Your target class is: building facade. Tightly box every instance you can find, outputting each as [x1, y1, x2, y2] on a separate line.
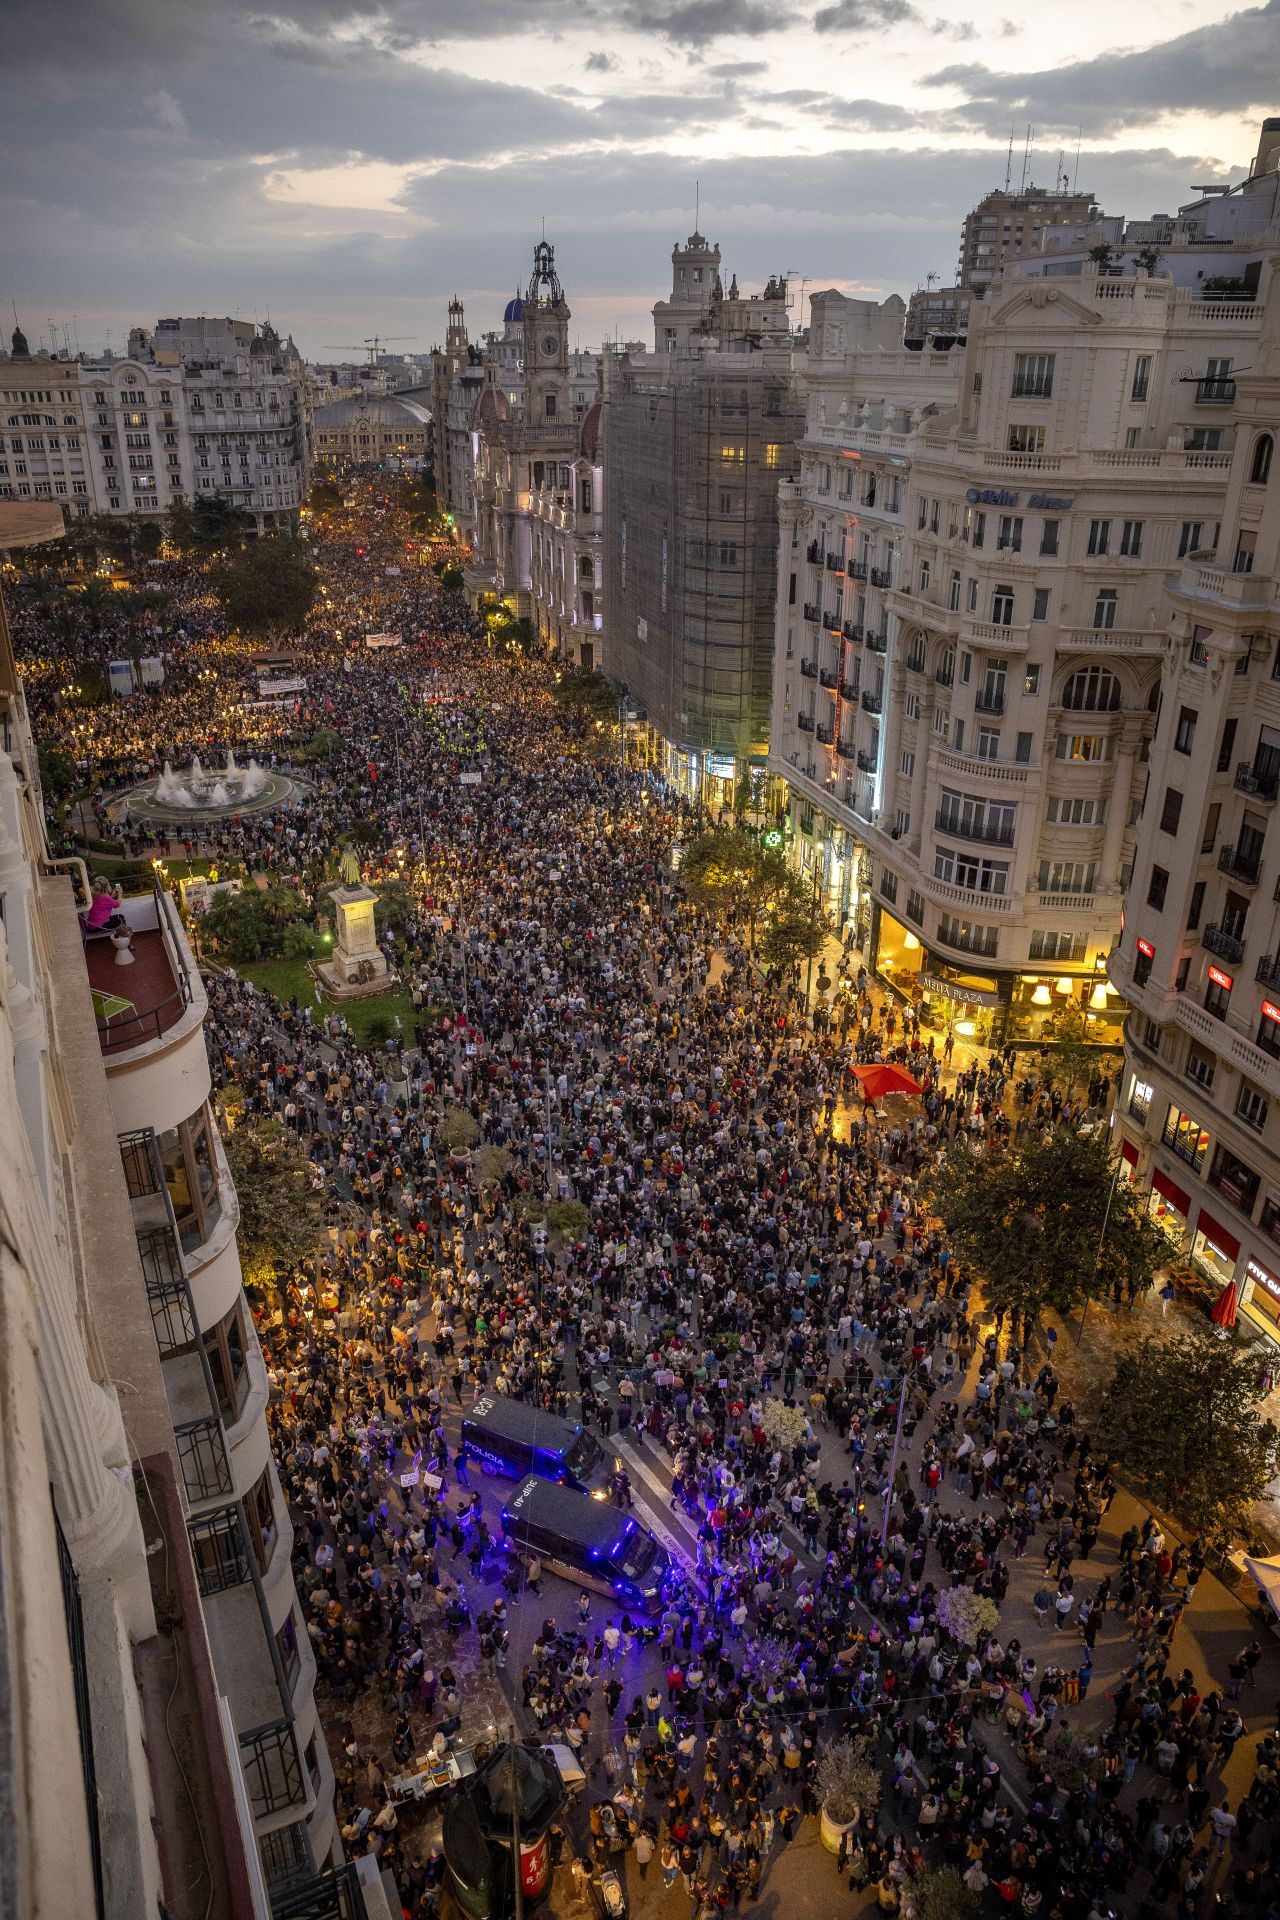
[958, 183, 1100, 291]
[770, 262, 1259, 1047]
[529, 397, 605, 668]
[604, 236, 803, 807]
[312, 393, 431, 470]
[0, 327, 94, 515]
[1110, 253, 1280, 1341]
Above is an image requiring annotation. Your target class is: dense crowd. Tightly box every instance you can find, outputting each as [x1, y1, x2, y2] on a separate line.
[21, 495, 1278, 1920]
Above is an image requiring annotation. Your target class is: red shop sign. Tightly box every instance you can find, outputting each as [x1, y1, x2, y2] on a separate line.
[1136, 938, 1155, 958]
[1208, 965, 1234, 991]
[1263, 999, 1280, 1026]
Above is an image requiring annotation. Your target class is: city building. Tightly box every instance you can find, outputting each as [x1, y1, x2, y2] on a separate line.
[1110, 251, 1280, 1343]
[603, 236, 804, 806]
[423, 299, 490, 526]
[312, 392, 431, 470]
[770, 253, 1259, 1047]
[0, 324, 94, 515]
[529, 396, 605, 668]
[958, 182, 1099, 290]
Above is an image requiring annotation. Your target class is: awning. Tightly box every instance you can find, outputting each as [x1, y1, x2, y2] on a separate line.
[1151, 1169, 1191, 1214]
[1121, 1140, 1139, 1167]
[1196, 1207, 1241, 1262]
[1243, 1554, 1280, 1622]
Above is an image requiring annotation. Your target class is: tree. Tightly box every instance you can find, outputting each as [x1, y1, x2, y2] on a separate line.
[1095, 1320, 1280, 1540]
[759, 1398, 809, 1453]
[903, 1868, 979, 1920]
[680, 827, 794, 951]
[308, 480, 343, 513]
[815, 1739, 881, 1824]
[37, 741, 78, 803]
[759, 872, 831, 973]
[1088, 242, 1116, 271]
[222, 1115, 322, 1291]
[212, 535, 317, 637]
[167, 494, 254, 555]
[372, 875, 417, 937]
[552, 666, 619, 722]
[935, 1585, 1000, 1648]
[1043, 1005, 1096, 1101]
[930, 1128, 1163, 1337]
[203, 884, 314, 963]
[1135, 245, 1163, 277]
[438, 1107, 479, 1154]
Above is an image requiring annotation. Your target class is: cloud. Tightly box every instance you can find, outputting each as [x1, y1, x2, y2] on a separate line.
[926, 0, 1280, 134]
[584, 50, 617, 70]
[618, 0, 789, 41]
[813, 0, 919, 34]
[145, 88, 188, 131]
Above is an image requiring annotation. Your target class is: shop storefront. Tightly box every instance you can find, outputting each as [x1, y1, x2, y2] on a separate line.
[874, 906, 925, 998]
[1147, 1167, 1191, 1248]
[1005, 969, 1126, 1048]
[1190, 1206, 1241, 1288]
[1118, 1138, 1139, 1185]
[1242, 1254, 1280, 1332]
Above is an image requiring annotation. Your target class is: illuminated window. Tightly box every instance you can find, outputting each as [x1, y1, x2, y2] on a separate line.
[764, 444, 781, 468]
[720, 444, 744, 465]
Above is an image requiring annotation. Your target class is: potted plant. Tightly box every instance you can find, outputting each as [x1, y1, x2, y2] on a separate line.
[815, 1737, 881, 1852]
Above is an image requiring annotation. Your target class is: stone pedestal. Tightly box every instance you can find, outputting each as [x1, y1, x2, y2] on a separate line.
[315, 884, 391, 999]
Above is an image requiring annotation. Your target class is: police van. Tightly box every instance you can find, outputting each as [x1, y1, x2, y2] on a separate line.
[461, 1393, 604, 1491]
[500, 1476, 670, 1611]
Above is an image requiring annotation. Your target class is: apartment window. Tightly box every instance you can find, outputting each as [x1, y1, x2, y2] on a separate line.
[1258, 1000, 1280, 1058]
[1062, 666, 1121, 712]
[720, 444, 744, 465]
[1143, 1018, 1162, 1053]
[1204, 965, 1233, 1020]
[719, 541, 737, 566]
[1093, 589, 1118, 631]
[906, 637, 926, 673]
[157, 1107, 222, 1253]
[1120, 519, 1144, 557]
[1129, 1075, 1153, 1122]
[1038, 859, 1096, 895]
[937, 913, 999, 957]
[1186, 880, 1205, 931]
[1007, 424, 1045, 454]
[900, 750, 915, 778]
[1131, 355, 1151, 402]
[1186, 427, 1223, 451]
[880, 869, 898, 904]
[204, 1298, 250, 1422]
[1186, 1045, 1217, 1091]
[1147, 865, 1168, 910]
[1250, 434, 1274, 487]
[1047, 795, 1105, 826]
[1178, 520, 1204, 559]
[1159, 787, 1183, 834]
[1024, 664, 1040, 696]
[1015, 731, 1033, 762]
[1012, 352, 1055, 398]
[1031, 587, 1050, 622]
[1087, 519, 1110, 557]
[189, 1508, 250, 1597]
[1163, 1102, 1211, 1171]
[1237, 1083, 1269, 1133]
[970, 511, 986, 550]
[904, 692, 921, 720]
[245, 1465, 278, 1574]
[997, 515, 1023, 552]
[1234, 533, 1256, 575]
[1038, 518, 1059, 559]
[905, 887, 925, 923]
[991, 584, 1014, 626]
[1174, 706, 1198, 755]
[276, 1611, 302, 1689]
[1216, 716, 1238, 773]
[1029, 929, 1088, 962]
[1133, 942, 1153, 988]
[895, 809, 911, 837]
[1055, 733, 1112, 763]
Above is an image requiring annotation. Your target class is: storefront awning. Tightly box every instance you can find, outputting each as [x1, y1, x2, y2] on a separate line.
[1196, 1208, 1241, 1262]
[1152, 1168, 1191, 1214]
[1121, 1140, 1138, 1167]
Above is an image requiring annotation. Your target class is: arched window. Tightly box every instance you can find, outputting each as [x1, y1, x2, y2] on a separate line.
[1251, 433, 1273, 487]
[579, 555, 594, 582]
[1062, 666, 1121, 712]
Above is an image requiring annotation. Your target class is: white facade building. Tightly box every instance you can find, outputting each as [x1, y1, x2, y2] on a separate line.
[771, 263, 1258, 1047]
[1110, 252, 1280, 1343]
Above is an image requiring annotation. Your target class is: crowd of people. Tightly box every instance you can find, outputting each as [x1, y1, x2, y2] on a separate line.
[19, 489, 1278, 1920]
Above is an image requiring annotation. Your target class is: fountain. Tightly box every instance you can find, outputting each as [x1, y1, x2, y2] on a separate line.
[117, 752, 309, 824]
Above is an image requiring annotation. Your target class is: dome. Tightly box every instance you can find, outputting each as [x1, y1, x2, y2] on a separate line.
[312, 393, 431, 430]
[503, 294, 524, 323]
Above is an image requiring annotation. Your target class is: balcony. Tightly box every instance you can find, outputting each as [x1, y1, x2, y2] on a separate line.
[1202, 924, 1246, 965]
[935, 668, 954, 688]
[839, 679, 859, 700]
[866, 631, 888, 655]
[1235, 761, 1280, 802]
[1194, 378, 1237, 405]
[836, 738, 857, 761]
[843, 621, 864, 642]
[849, 559, 868, 581]
[1257, 955, 1280, 989]
[857, 750, 878, 773]
[806, 541, 823, 563]
[861, 689, 883, 715]
[935, 812, 1015, 847]
[86, 886, 194, 1055]
[797, 712, 816, 733]
[802, 603, 821, 623]
[822, 611, 842, 632]
[799, 658, 818, 679]
[1219, 844, 1262, 886]
[870, 567, 893, 589]
[825, 552, 844, 572]
[974, 689, 1006, 715]
[816, 722, 835, 745]
[818, 666, 840, 689]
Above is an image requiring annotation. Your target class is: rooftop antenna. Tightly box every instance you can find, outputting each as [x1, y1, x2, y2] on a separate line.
[1020, 124, 1032, 194]
[1003, 130, 1013, 193]
[1072, 127, 1082, 193]
[695, 179, 700, 233]
[48, 315, 58, 355]
[1057, 149, 1065, 192]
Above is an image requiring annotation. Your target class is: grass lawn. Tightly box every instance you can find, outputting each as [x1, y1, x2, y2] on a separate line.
[238, 932, 417, 1049]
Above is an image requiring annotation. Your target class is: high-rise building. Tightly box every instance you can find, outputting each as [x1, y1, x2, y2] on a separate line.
[603, 237, 803, 806]
[1109, 259, 1280, 1341]
[770, 252, 1263, 1047]
[958, 183, 1099, 290]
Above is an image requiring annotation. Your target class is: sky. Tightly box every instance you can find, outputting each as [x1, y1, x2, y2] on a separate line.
[4, 0, 1277, 361]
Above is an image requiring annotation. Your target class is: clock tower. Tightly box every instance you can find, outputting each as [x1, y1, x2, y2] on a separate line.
[522, 239, 571, 424]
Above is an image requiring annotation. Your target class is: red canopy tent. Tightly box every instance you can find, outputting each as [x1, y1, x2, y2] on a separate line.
[851, 1063, 923, 1100]
[1210, 1280, 1239, 1329]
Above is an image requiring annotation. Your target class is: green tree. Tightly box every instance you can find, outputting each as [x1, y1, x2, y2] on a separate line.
[680, 826, 793, 951]
[222, 1116, 322, 1291]
[1095, 1320, 1280, 1540]
[930, 1128, 1163, 1339]
[552, 666, 619, 722]
[1044, 1005, 1096, 1101]
[373, 875, 417, 937]
[203, 884, 313, 963]
[167, 494, 254, 555]
[37, 741, 78, 803]
[212, 535, 317, 637]
[904, 1868, 979, 1920]
[308, 479, 343, 513]
[759, 872, 831, 972]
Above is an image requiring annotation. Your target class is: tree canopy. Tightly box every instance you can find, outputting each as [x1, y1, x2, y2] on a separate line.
[680, 826, 807, 953]
[211, 534, 317, 637]
[552, 665, 619, 722]
[930, 1127, 1163, 1337]
[167, 493, 254, 555]
[202, 884, 314, 963]
[222, 1115, 323, 1291]
[1095, 1319, 1280, 1540]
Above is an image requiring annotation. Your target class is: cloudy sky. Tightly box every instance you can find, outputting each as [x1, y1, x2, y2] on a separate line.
[5, 0, 1276, 360]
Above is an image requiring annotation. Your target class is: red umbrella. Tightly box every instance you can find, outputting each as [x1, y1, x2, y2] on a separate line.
[851, 1063, 923, 1099]
[1210, 1280, 1239, 1329]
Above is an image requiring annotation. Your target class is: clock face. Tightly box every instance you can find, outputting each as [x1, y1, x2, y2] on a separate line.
[541, 335, 558, 357]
